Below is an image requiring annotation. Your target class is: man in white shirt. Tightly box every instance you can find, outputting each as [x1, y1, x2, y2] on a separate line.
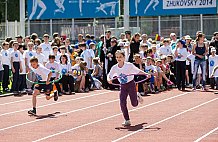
[40, 34, 51, 61]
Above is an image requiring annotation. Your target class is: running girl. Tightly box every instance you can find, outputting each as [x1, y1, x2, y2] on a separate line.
[28, 57, 58, 115]
[107, 50, 150, 126]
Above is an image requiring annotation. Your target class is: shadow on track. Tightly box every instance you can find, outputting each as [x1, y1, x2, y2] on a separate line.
[29, 112, 61, 119]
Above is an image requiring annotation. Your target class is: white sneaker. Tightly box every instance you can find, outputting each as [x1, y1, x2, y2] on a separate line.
[122, 120, 131, 126]
[137, 92, 144, 104]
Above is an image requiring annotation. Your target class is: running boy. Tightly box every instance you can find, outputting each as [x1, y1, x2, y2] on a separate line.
[107, 50, 150, 126]
[28, 57, 58, 115]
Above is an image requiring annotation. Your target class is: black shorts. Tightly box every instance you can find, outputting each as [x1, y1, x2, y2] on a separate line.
[34, 82, 52, 96]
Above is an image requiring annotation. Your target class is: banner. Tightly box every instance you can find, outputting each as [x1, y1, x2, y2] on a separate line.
[130, 0, 217, 16]
[28, 0, 119, 20]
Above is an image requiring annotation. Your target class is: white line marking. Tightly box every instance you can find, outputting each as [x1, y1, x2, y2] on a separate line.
[0, 99, 119, 131]
[0, 90, 103, 106]
[32, 92, 190, 142]
[0, 91, 112, 117]
[0, 96, 44, 106]
[194, 126, 218, 142]
[112, 97, 218, 142]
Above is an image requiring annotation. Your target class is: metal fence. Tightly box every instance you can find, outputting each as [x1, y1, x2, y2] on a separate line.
[0, 15, 218, 41]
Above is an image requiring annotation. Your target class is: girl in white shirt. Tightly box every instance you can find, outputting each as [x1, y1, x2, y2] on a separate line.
[174, 40, 188, 91]
[107, 50, 150, 126]
[59, 55, 75, 95]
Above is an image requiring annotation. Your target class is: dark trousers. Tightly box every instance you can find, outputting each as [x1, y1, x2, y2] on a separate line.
[51, 77, 61, 93]
[12, 62, 20, 91]
[2, 65, 9, 90]
[19, 74, 26, 91]
[176, 61, 186, 89]
[120, 80, 138, 121]
[60, 75, 75, 92]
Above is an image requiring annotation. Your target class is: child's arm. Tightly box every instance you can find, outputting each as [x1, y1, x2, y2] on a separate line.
[138, 70, 151, 78]
[11, 56, 15, 73]
[211, 65, 218, 78]
[46, 72, 52, 85]
[19, 61, 23, 73]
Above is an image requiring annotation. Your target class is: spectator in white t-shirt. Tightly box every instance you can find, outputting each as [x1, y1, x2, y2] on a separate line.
[1, 42, 11, 91]
[80, 42, 92, 70]
[36, 46, 47, 66]
[40, 34, 52, 61]
[209, 47, 218, 89]
[159, 39, 172, 58]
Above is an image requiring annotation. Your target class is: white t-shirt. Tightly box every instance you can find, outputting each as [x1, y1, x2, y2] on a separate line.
[88, 49, 95, 69]
[81, 49, 92, 69]
[187, 54, 202, 74]
[40, 42, 52, 60]
[23, 50, 37, 65]
[11, 50, 21, 62]
[174, 48, 188, 61]
[209, 55, 218, 77]
[45, 61, 60, 77]
[145, 65, 157, 73]
[31, 63, 51, 81]
[20, 53, 26, 74]
[0, 54, 3, 71]
[108, 62, 141, 84]
[59, 63, 71, 75]
[159, 45, 172, 56]
[1, 49, 11, 65]
[36, 53, 47, 65]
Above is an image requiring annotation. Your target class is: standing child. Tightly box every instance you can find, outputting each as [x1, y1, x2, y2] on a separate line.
[28, 57, 58, 115]
[107, 50, 150, 126]
[1, 42, 11, 92]
[18, 44, 27, 94]
[45, 55, 62, 96]
[209, 47, 218, 89]
[11, 42, 23, 95]
[24, 42, 37, 94]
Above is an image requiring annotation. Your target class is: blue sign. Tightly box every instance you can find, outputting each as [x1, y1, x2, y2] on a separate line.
[28, 0, 119, 20]
[130, 0, 217, 16]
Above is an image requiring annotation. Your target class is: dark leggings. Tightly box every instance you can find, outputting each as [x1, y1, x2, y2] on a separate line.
[60, 75, 75, 92]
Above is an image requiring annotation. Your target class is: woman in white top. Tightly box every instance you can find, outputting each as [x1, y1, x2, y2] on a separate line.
[59, 55, 75, 95]
[174, 40, 188, 91]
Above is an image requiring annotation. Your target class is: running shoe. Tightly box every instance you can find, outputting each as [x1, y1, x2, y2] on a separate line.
[122, 120, 131, 126]
[54, 90, 58, 101]
[28, 109, 36, 115]
[137, 92, 144, 104]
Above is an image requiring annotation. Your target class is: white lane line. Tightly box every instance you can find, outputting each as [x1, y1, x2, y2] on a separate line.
[32, 92, 190, 142]
[194, 126, 218, 142]
[0, 90, 103, 106]
[0, 91, 112, 117]
[0, 96, 44, 106]
[0, 99, 119, 131]
[112, 97, 218, 142]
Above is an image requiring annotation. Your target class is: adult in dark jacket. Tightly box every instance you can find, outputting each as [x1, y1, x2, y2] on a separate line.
[106, 39, 120, 90]
[128, 33, 141, 63]
[209, 32, 218, 55]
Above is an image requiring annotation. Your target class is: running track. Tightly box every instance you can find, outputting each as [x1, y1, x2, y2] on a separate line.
[0, 89, 217, 142]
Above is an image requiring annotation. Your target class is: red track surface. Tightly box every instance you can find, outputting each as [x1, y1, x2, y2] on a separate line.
[0, 89, 217, 142]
